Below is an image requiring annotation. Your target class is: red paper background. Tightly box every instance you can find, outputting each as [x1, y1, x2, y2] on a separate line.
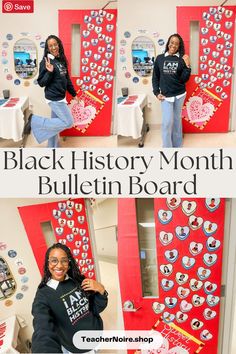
[118, 198, 225, 354]
[59, 9, 117, 136]
[177, 6, 236, 133]
[18, 199, 96, 280]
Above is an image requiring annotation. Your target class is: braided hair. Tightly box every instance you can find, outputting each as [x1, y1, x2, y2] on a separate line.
[38, 242, 85, 289]
[43, 35, 68, 68]
[164, 33, 185, 57]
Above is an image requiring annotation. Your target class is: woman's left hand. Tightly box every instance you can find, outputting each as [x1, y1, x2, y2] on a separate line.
[183, 54, 190, 68]
[73, 95, 80, 103]
[82, 278, 105, 295]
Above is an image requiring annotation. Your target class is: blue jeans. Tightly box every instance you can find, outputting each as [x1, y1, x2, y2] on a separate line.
[31, 101, 73, 147]
[161, 95, 186, 148]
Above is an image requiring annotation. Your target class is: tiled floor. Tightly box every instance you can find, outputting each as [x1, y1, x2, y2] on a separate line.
[0, 133, 117, 148]
[1, 126, 235, 148]
[118, 126, 236, 148]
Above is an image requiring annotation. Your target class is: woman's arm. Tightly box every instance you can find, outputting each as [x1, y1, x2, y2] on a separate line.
[37, 59, 54, 87]
[31, 290, 62, 353]
[180, 55, 191, 83]
[152, 58, 161, 96]
[66, 73, 77, 97]
[82, 278, 108, 314]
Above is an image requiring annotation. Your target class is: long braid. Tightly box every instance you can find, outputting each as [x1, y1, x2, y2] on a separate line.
[38, 243, 85, 289]
[164, 33, 185, 57]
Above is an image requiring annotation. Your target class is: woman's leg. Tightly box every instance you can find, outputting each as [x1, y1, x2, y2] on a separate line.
[31, 101, 73, 144]
[172, 95, 186, 148]
[47, 109, 59, 148]
[161, 100, 174, 148]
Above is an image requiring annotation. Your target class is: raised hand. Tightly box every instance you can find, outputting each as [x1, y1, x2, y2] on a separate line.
[44, 57, 54, 72]
[81, 278, 105, 295]
[183, 54, 190, 68]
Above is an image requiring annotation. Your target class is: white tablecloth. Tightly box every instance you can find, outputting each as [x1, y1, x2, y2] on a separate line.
[0, 315, 20, 353]
[0, 97, 29, 142]
[117, 94, 148, 139]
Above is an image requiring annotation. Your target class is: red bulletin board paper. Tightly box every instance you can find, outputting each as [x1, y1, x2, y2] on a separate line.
[59, 9, 117, 137]
[151, 317, 205, 354]
[182, 87, 222, 130]
[154, 198, 225, 354]
[177, 6, 236, 133]
[18, 199, 96, 280]
[69, 90, 105, 133]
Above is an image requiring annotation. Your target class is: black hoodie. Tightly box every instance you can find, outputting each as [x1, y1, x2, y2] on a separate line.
[152, 53, 191, 97]
[31, 278, 108, 353]
[37, 57, 77, 101]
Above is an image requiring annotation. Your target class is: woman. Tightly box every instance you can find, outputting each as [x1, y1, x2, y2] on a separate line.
[24, 35, 78, 148]
[31, 243, 108, 353]
[152, 33, 191, 147]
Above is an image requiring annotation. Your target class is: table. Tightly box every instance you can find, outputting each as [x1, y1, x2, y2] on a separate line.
[117, 94, 149, 147]
[0, 97, 29, 143]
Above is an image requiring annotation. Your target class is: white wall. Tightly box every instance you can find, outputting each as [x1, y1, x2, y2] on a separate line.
[0, 0, 117, 117]
[117, 0, 236, 126]
[0, 199, 55, 343]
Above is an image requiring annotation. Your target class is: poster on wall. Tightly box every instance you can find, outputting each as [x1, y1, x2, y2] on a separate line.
[177, 6, 236, 133]
[59, 9, 117, 136]
[18, 199, 96, 280]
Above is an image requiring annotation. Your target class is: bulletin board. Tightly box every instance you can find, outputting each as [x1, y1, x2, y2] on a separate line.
[154, 198, 225, 353]
[59, 9, 117, 136]
[118, 198, 225, 354]
[177, 6, 235, 133]
[18, 199, 96, 280]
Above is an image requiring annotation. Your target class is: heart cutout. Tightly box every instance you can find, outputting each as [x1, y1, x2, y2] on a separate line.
[53, 209, 61, 219]
[164, 249, 178, 263]
[189, 242, 203, 256]
[177, 287, 190, 299]
[152, 302, 165, 314]
[175, 226, 190, 240]
[197, 267, 211, 280]
[176, 272, 189, 285]
[166, 198, 181, 210]
[191, 318, 204, 330]
[206, 295, 220, 307]
[181, 200, 197, 216]
[206, 237, 221, 251]
[203, 253, 217, 267]
[205, 198, 220, 212]
[186, 97, 214, 125]
[203, 221, 217, 236]
[161, 279, 174, 291]
[176, 311, 188, 323]
[203, 308, 217, 320]
[159, 232, 173, 246]
[182, 256, 195, 270]
[158, 209, 173, 224]
[204, 281, 217, 294]
[200, 330, 213, 341]
[192, 294, 205, 307]
[160, 264, 173, 276]
[189, 215, 204, 230]
[163, 312, 175, 323]
[190, 279, 203, 291]
[165, 297, 177, 308]
[180, 300, 192, 313]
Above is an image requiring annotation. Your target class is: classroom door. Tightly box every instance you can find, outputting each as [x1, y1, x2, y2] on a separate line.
[58, 9, 117, 137]
[118, 198, 226, 354]
[18, 199, 97, 280]
[177, 6, 236, 133]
